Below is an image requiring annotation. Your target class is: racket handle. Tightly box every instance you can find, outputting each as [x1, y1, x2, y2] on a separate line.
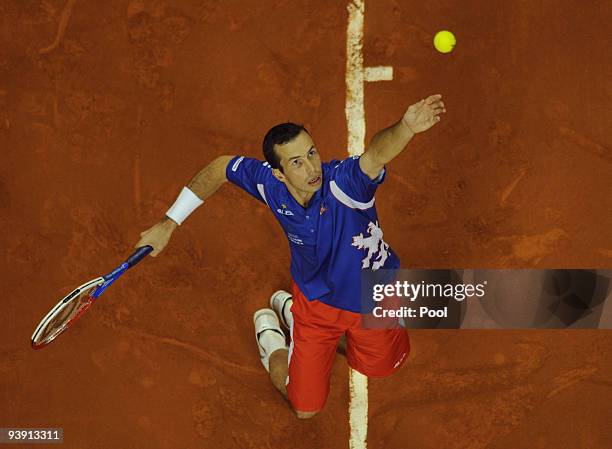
[126, 245, 153, 268]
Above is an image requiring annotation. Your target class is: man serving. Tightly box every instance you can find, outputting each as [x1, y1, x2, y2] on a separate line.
[136, 94, 445, 418]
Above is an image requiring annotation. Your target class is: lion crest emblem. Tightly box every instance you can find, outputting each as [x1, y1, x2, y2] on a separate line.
[351, 221, 389, 270]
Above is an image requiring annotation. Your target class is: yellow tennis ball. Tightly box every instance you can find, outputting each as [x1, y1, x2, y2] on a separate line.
[434, 30, 456, 54]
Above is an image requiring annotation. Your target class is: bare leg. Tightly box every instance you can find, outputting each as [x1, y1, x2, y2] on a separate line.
[336, 334, 347, 356]
[268, 348, 289, 398]
[268, 348, 319, 419]
[267, 291, 345, 419]
[269, 336, 346, 396]
[269, 335, 346, 397]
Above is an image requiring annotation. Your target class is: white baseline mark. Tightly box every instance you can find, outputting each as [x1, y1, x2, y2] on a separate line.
[349, 369, 369, 449]
[346, 0, 393, 157]
[345, 0, 394, 448]
[364, 66, 393, 82]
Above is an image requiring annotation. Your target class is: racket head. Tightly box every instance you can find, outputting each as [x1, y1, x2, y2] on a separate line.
[31, 277, 104, 349]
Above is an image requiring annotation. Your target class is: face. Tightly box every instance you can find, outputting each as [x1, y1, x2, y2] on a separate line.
[272, 130, 323, 193]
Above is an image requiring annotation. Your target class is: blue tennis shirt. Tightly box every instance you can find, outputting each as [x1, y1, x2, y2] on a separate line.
[226, 154, 400, 313]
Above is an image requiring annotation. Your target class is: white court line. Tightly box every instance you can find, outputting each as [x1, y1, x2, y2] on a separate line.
[346, 0, 366, 157]
[345, 1, 393, 448]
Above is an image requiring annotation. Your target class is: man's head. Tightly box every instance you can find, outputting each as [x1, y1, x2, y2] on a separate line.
[262, 123, 322, 193]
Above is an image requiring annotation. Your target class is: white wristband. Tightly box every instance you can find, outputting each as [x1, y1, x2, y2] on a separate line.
[165, 186, 204, 225]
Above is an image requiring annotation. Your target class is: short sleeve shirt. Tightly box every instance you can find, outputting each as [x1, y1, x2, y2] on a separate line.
[226, 155, 400, 313]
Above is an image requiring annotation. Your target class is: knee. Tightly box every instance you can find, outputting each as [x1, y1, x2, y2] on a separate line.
[294, 409, 320, 419]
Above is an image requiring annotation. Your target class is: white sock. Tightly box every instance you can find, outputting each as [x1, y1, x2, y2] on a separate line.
[259, 329, 287, 356]
[281, 299, 294, 330]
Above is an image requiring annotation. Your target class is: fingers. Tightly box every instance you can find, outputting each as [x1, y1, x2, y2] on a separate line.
[425, 94, 445, 113]
[414, 94, 442, 107]
[425, 94, 442, 104]
[135, 241, 159, 256]
[135, 221, 172, 257]
[428, 111, 442, 126]
[429, 101, 445, 119]
[412, 95, 440, 109]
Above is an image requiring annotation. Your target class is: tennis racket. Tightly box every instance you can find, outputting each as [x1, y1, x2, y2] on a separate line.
[31, 245, 153, 350]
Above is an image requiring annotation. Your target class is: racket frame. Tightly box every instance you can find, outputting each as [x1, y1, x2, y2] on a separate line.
[31, 277, 104, 349]
[30, 245, 152, 349]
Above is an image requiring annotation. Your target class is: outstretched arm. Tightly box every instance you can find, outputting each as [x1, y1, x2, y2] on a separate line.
[185, 155, 235, 203]
[359, 94, 445, 180]
[135, 155, 235, 256]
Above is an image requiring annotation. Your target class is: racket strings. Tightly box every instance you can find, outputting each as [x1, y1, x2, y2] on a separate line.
[34, 287, 97, 346]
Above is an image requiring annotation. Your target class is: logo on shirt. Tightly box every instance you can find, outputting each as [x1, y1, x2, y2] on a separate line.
[277, 204, 294, 216]
[231, 156, 244, 172]
[319, 204, 328, 215]
[287, 233, 303, 245]
[351, 221, 390, 270]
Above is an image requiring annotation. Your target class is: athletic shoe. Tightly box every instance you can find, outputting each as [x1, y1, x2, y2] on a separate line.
[253, 308, 287, 372]
[269, 290, 293, 329]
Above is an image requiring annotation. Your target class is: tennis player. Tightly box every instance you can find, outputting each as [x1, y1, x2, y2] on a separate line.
[136, 94, 445, 418]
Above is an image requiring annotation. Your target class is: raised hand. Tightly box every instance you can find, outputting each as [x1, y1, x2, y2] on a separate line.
[402, 94, 446, 134]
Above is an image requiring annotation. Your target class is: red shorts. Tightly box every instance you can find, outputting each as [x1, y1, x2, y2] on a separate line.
[286, 282, 410, 412]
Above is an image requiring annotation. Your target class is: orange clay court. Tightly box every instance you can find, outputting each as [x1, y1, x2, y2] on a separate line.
[1, 1, 612, 448]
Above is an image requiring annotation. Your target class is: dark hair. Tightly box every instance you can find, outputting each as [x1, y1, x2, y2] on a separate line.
[262, 122, 308, 172]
